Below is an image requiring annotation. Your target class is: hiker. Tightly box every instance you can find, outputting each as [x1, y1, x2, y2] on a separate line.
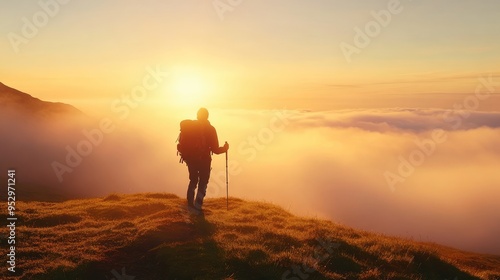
[178, 108, 229, 212]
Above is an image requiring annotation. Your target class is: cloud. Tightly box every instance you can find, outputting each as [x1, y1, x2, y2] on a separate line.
[211, 108, 500, 255]
[286, 108, 500, 132]
[1, 106, 499, 255]
[327, 72, 500, 88]
[0, 109, 184, 199]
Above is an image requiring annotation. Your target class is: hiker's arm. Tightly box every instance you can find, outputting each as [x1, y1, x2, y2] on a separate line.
[210, 127, 229, 155]
[212, 142, 229, 155]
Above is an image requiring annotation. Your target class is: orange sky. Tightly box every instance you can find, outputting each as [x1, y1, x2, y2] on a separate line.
[1, 1, 499, 113]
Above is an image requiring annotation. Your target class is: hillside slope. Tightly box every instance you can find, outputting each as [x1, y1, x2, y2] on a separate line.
[2, 193, 499, 280]
[0, 82, 84, 119]
[0, 83, 167, 201]
[0, 82, 90, 201]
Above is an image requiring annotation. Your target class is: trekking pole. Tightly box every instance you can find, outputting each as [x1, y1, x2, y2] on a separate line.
[225, 146, 229, 211]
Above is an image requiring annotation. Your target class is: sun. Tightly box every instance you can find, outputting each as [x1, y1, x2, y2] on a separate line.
[168, 69, 210, 107]
[174, 76, 203, 99]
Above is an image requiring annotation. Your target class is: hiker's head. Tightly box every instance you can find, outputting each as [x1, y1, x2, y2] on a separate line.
[197, 108, 209, 121]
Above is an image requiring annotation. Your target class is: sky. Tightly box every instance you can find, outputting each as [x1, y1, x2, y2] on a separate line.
[1, 1, 500, 255]
[1, 0, 500, 112]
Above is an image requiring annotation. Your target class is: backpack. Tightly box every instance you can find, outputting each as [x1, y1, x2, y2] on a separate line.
[176, 120, 206, 164]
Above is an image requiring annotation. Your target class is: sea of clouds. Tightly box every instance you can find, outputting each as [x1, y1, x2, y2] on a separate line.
[1, 107, 499, 254]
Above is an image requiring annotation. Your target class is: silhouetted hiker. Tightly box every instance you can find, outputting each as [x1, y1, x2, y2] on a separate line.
[177, 108, 229, 212]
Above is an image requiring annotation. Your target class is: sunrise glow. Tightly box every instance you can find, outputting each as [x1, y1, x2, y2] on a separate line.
[1, 1, 500, 278]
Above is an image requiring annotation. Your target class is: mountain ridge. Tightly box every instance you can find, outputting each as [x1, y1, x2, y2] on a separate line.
[0, 82, 85, 119]
[0, 82, 92, 200]
[3, 193, 499, 280]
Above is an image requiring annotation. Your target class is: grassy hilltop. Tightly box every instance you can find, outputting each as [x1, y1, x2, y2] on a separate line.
[2, 193, 500, 280]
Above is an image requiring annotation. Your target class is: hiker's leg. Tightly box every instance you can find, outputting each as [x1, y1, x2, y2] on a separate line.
[194, 159, 212, 209]
[187, 162, 199, 206]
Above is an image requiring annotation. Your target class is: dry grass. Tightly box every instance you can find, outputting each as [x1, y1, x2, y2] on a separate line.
[2, 193, 499, 279]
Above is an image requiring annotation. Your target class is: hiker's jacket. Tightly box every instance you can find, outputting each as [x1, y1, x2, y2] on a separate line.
[199, 120, 225, 159]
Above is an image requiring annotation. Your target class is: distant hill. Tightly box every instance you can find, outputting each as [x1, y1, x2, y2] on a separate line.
[0, 83, 171, 201]
[2, 193, 499, 279]
[0, 82, 90, 200]
[0, 82, 84, 119]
